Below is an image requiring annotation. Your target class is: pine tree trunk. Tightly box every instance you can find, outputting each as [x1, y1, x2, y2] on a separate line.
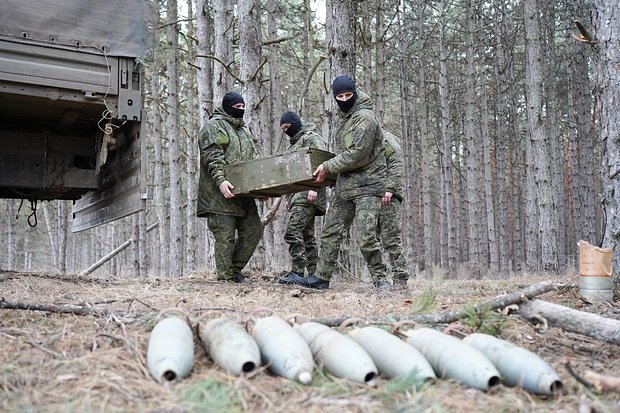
[213, 0, 234, 102]
[196, 0, 214, 117]
[438, 0, 456, 278]
[464, 0, 481, 276]
[416, 6, 434, 277]
[184, 0, 198, 273]
[481, 91, 499, 273]
[595, 0, 620, 279]
[5, 200, 15, 270]
[524, 0, 558, 273]
[42, 203, 58, 270]
[542, 2, 565, 270]
[374, 0, 385, 122]
[569, 1, 598, 252]
[152, 64, 169, 276]
[238, 0, 268, 273]
[57, 201, 68, 274]
[165, 0, 184, 277]
[266, 0, 288, 271]
[492, 0, 512, 273]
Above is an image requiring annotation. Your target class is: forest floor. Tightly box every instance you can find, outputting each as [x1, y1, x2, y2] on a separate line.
[0, 270, 619, 413]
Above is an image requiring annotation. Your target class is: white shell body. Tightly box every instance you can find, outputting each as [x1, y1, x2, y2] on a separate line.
[349, 326, 436, 381]
[405, 327, 500, 390]
[252, 316, 314, 384]
[296, 322, 378, 386]
[147, 317, 194, 383]
[463, 333, 562, 395]
[199, 317, 261, 376]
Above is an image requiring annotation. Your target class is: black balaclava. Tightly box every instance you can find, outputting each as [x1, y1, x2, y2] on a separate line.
[280, 110, 303, 138]
[332, 75, 357, 113]
[222, 92, 245, 118]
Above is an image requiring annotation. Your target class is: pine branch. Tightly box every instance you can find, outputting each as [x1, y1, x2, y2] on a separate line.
[310, 281, 568, 327]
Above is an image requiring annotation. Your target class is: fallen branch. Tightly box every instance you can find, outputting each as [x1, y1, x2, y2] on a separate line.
[0, 298, 110, 317]
[78, 221, 159, 277]
[584, 370, 620, 393]
[517, 299, 620, 345]
[561, 356, 593, 389]
[310, 281, 566, 327]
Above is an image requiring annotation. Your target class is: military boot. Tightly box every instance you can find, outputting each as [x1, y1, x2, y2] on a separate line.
[292, 273, 329, 289]
[278, 271, 302, 284]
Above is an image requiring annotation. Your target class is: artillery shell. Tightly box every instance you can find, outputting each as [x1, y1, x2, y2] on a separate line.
[405, 327, 501, 390]
[296, 322, 378, 386]
[146, 317, 194, 383]
[199, 317, 261, 376]
[463, 333, 562, 395]
[252, 316, 314, 384]
[349, 326, 436, 381]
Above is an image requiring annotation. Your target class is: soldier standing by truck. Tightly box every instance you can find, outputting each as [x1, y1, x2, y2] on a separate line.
[197, 92, 263, 283]
[277, 111, 328, 285]
[289, 75, 389, 290]
[379, 130, 409, 286]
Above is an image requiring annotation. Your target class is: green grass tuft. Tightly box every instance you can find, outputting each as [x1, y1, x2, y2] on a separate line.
[179, 378, 243, 413]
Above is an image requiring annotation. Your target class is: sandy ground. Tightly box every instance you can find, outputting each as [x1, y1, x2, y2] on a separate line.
[0, 270, 618, 413]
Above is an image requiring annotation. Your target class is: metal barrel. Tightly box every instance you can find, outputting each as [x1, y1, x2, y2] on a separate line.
[349, 326, 436, 381]
[579, 276, 614, 303]
[405, 328, 501, 391]
[198, 317, 261, 376]
[463, 333, 562, 395]
[296, 322, 378, 386]
[146, 317, 194, 383]
[252, 316, 314, 384]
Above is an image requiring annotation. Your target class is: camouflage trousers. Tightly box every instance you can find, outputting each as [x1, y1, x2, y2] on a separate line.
[284, 205, 319, 274]
[316, 195, 387, 281]
[378, 199, 409, 279]
[206, 211, 263, 280]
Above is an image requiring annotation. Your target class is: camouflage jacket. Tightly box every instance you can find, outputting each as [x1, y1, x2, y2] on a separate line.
[323, 92, 386, 201]
[196, 107, 258, 217]
[286, 122, 327, 215]
[383, 130, 404, 202]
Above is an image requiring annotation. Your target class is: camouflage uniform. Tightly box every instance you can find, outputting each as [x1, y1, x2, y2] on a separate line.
[284, 123, 327, 275]
[197, 107, 263, 280]
[379, 130, 409, 281]
[315, 92, 388, 282]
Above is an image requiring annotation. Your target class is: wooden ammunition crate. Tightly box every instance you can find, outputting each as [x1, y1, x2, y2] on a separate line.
[224, 148, 336, 197]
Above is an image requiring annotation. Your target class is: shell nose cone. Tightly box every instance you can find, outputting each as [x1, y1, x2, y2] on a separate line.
[298, 371, 312, 385]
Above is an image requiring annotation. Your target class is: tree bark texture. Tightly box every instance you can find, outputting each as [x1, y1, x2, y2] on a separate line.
[438, 0, 457, 278]
[165, 0, 184, 277]
[596, 0, 620, 279]
[524, 0, 558, 273]
[212, 0, 234, 103]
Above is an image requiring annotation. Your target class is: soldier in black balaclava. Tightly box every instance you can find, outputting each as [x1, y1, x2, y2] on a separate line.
[277, 110, 328, 285]
[196, 92, 262, 283]
[289, 75, 389, 291]
[331, 75, 358, 113]
[222, 91, 245, 118]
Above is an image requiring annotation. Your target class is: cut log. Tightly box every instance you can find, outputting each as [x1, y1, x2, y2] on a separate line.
[516, 299, 620, 345]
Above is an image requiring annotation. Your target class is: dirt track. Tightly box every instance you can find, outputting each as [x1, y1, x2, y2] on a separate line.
[1, 271, 618, 412]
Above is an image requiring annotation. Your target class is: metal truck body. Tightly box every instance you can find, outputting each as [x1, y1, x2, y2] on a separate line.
[0, 0, 156, 231]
